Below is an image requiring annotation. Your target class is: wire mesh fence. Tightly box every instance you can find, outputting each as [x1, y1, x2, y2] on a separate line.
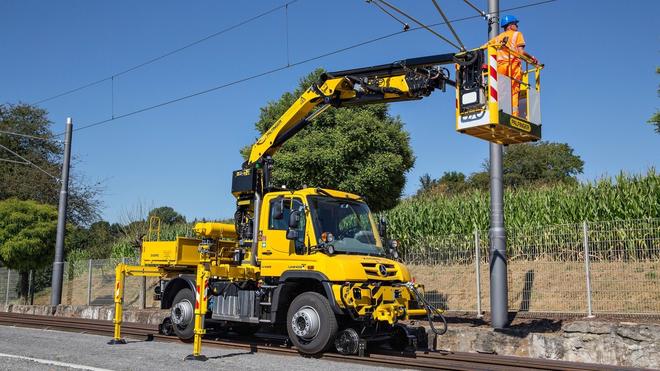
[403, 218, 660, 315]
[7, 257, 160, 309]
[1, 218, 658, 316]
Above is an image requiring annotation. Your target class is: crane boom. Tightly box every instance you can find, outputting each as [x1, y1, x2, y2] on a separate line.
[247, 53, 456, 165]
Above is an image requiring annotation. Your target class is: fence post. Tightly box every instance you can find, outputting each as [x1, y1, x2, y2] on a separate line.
[583, 221, 595, 318]
[87, 259, 93, 306]
[5, 269, 11, 305]
[28, 270, 33, 305]
[140, 277, 146, 309]
[474, 230, 483, 318]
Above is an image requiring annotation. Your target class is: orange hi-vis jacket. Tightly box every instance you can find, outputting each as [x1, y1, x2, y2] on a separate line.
[486, 30, 526, 115]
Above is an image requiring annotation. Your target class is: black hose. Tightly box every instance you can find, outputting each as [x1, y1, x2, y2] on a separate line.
[407, 283, 447, 335]
[453, 51, 478, 66]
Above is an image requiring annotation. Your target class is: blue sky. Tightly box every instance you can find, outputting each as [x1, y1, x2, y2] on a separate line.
[1, 0, 658, 223]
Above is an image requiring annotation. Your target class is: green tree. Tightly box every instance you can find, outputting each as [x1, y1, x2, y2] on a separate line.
[417, 171, 469, 196]
[0, 103, 101, 225]
[148, 206, 186, 225]
[649, 67, 660, 133]
[243, 69, 415, 211]
[0, 199, 57, 301]
[418, 173, 436, 194]
[471, 141, 584, 188]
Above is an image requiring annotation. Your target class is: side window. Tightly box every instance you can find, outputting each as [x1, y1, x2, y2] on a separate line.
[292, 199, 305, 254]
[269, 198, 289, 230]
[268, 198, 305, 250]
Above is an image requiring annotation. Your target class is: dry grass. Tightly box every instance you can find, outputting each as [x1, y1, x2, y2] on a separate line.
[409, 259, 660, 314]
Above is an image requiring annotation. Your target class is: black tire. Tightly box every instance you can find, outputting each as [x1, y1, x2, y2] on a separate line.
[171, 288, 195, 341]
[286, 292, 338, 355]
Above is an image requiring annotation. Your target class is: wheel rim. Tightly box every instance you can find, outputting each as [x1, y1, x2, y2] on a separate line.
[171, 299, 193, 328]
[291, 305, 321, 340]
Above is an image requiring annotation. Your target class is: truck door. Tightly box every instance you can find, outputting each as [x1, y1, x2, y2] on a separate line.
[260, 196, 305, 258]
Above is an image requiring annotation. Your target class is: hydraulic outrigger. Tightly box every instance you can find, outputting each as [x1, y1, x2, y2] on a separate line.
[109, 44, 543, 360]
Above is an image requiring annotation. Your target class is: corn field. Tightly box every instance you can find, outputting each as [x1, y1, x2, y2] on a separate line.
[385, 170, 660, 254]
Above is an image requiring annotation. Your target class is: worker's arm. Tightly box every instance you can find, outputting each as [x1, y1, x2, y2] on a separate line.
[517, 46, 539, 65]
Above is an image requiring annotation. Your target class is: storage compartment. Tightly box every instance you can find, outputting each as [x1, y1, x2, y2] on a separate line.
[141, 237, 202, 266]
[211, 282, 259, 323]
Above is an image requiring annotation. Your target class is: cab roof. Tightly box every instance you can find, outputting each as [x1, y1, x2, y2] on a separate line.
[267, 187, 364, 201]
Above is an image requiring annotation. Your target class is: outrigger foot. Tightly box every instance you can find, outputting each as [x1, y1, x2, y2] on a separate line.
[184, 354, 208, 362]
[107, 338, 127, 345]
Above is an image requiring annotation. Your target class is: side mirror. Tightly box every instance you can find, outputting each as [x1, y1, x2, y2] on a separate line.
[377, 216, 388, 239]
[387, 239, 400, 260]
[286, 228, 299, 240]
[273, 196, 284, 220]
[288, 210, 301, 229]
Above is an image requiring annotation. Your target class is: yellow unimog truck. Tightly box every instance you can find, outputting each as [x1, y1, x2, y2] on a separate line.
[108, 45, 543, 360]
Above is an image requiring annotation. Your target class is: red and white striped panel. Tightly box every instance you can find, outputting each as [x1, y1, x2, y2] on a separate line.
[194, 280, 209, 310]
[488, 54, 498, 103]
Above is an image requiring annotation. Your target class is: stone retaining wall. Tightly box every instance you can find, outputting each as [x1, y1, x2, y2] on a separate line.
[1, 304, 168, 326]
[426, 320, 659, 369]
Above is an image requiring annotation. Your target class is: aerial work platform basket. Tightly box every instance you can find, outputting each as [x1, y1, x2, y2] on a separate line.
[455, 45, 543, 144]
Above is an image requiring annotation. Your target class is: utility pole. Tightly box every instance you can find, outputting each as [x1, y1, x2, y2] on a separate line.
[50, 118, 73, 306]
[487, 0, 509, 329]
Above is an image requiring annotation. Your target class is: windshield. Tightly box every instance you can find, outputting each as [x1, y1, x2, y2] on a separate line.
[307, 196, 384, 256]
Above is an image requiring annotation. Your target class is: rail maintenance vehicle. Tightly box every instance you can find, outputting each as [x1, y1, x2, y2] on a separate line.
[108, 43, 543, 360]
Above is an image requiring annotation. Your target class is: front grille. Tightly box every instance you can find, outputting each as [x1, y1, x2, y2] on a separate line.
[361, 262, 397, 278]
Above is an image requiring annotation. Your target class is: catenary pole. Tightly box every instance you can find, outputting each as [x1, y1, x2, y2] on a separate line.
[50, 118, 73, 306]
[487, 0, 509, 329]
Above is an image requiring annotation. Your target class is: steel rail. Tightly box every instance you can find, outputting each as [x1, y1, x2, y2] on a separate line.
[0, 313, 630, 370]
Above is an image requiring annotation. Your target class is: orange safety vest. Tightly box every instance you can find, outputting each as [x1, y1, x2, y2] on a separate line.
[487, 30, 526, 72]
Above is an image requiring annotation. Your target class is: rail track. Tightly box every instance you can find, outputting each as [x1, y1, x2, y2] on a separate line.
[0, 312, 629, 370]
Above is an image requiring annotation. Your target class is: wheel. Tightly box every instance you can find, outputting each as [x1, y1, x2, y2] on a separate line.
[170, 288, 195, 341]
[286, 292, 338, 355]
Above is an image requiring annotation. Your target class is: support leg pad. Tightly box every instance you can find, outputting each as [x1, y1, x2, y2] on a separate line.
[107, 338, 127, 345]
[184, 354, 208, 362]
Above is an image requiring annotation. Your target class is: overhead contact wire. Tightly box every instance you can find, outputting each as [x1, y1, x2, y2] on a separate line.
[52, 0, 557, 136]
[462, 0, 487, 17]
[372, 0, 461, 50]
[367, 0, 410, 30]
[32, 0, 299, 105]
[0, 143, 59, 181]
[431, 0, 466, 51]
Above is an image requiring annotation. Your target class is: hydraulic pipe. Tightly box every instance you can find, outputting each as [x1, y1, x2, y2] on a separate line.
[250, 192, 261, 266]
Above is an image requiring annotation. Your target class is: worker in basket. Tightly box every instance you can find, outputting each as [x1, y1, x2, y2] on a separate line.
[487, 15, 539, 117]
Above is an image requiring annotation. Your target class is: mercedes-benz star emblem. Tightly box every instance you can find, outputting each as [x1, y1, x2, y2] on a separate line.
[378, 264, 388, 276]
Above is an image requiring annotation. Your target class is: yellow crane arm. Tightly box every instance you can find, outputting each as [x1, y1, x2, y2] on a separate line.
[247, 53, 457, 165]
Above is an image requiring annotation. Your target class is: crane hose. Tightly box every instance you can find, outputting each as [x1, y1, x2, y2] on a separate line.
[452, 51, 478, 66]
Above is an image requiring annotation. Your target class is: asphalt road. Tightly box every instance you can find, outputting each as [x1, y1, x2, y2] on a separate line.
[0, 325, 395, 371]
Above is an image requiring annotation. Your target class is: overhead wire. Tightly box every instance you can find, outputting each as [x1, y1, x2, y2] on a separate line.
[366, 0, 410, 31]
[0, 129, 62, 142]
[371, 0, 462, 50]
[0, 143, 59, 181]
[431, 0, 466, 51]
[0, 157, 29, 165]
[52, 0, 557, 137]
[32, 0, 298, 105]
[462, 0, 487, 17]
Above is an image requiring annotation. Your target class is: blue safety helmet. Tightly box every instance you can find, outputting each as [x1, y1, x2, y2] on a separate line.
[500, 15, 519, 28]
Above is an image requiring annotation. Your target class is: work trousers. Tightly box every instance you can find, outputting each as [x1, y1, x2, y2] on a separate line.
[497, 61, 522, 116]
